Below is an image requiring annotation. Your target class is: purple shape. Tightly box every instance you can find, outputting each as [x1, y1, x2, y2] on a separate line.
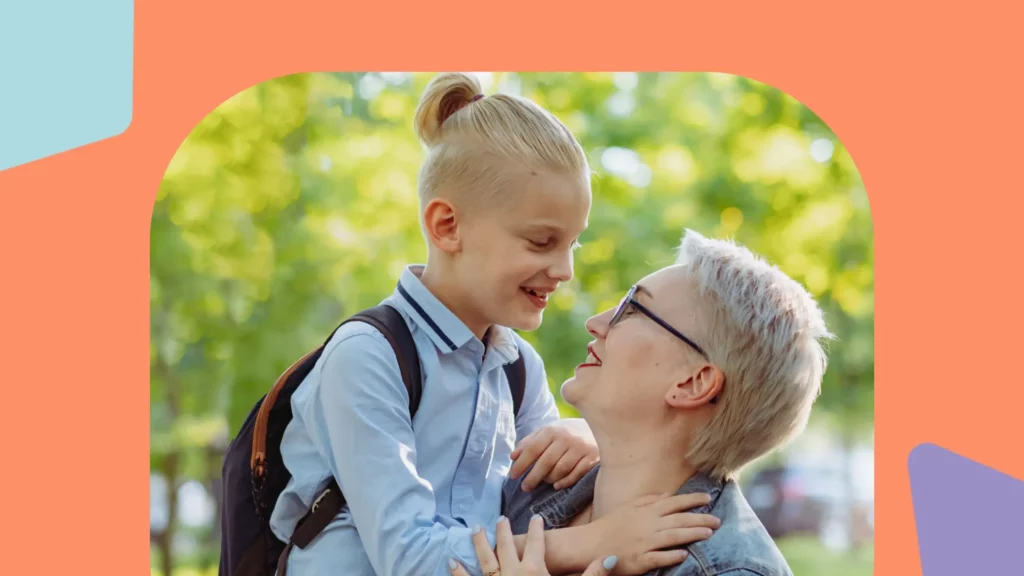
[908, 443, 1024, 575]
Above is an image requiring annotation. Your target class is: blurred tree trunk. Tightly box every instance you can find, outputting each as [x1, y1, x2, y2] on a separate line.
[840, 412, 860, 554]
[204, 442, 225, 570]
[156, 361, 181, 576]
[834, 305, 866, 556]
[838, 352, 863, 555]
[157, 450, 179, 576]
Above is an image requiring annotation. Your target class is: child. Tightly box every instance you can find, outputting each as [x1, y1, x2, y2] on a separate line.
[268, 73, 709, 576]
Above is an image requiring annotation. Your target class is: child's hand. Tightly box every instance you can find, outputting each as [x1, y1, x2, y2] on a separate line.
[510, 419, 599, 492]
[583, 492, 721, 575]
[448, 515, 619, 576]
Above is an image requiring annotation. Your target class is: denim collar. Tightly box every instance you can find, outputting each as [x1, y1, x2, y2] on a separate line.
[531, 465, 726, 529]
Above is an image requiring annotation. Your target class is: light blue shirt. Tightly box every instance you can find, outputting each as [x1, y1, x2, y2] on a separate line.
[269, 265, 561, 575]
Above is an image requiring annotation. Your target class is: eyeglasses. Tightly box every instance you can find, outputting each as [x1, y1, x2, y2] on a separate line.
[610, 285, 709, 360]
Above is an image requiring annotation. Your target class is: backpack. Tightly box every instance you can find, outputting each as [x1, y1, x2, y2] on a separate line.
[219, 304, 527, 576]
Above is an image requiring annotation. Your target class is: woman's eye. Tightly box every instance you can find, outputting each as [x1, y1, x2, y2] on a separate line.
[529, 239, 551, 248]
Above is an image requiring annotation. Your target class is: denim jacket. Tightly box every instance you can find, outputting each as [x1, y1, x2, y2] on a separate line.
[501, 465, 793, 576]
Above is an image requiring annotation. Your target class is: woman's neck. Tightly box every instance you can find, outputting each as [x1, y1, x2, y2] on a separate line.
[590, 433, 698, 521]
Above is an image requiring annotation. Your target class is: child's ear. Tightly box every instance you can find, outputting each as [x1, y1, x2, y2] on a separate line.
[422, 198, 461, 253]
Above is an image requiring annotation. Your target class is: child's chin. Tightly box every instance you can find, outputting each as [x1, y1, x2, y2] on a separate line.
[508, 311, 544, 331]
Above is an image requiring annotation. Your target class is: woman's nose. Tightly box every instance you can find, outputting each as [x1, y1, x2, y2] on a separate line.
[586, 308, 614, 338]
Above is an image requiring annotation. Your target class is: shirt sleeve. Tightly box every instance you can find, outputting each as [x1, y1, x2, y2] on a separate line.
[511, 336, 562, 441]
[298, 326, 494, 576]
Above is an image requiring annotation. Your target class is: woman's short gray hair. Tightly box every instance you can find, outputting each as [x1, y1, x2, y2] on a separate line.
[677, 229, 834, 480]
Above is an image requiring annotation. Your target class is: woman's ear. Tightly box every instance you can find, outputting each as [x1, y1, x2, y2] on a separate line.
[422, 198, 461, 254]
[666, 364, 725, 409]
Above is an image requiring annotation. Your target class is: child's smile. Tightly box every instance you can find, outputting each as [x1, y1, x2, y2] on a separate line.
[520, 286, 553, 309]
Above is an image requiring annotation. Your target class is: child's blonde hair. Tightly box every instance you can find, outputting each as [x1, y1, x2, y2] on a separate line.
[413, 73, 589, 213]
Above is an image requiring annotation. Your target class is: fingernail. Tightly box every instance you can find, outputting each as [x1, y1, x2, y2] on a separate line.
[472, 525, 481, 534]
[448, 559, 457, 571]
[603, 556, 619, 570]
[498, 515, 507, 524]
[703, 528, 714, 537]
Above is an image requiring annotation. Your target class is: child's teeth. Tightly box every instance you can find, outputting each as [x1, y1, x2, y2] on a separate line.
[524, 288, 548, 300]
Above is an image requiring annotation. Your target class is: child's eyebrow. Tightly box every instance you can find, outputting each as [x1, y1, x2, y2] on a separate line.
[518, 223, 566, 236]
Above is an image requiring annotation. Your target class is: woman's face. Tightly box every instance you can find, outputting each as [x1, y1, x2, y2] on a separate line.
[561, 265, 711, 431]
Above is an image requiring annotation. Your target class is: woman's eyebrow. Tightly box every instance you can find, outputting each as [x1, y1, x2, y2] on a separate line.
[635, 284, 654, 300]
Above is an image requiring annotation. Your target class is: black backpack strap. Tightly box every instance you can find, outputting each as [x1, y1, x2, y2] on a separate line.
[350, 305, 424, 416]
[503, 344, 527, 419]
[288, 304, 422, 552]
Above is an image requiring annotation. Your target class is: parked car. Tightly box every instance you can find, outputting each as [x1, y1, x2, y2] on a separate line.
[743, 463, 873, 549]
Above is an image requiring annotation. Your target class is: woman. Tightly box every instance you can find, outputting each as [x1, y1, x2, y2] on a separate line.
[453, 230, 832, 576]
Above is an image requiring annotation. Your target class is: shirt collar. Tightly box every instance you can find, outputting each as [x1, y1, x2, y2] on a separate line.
[672, 470, 727, 515]
[393, 265, 523, 364]
[483, 323, 521, 365]
[392, 265, 476, 354]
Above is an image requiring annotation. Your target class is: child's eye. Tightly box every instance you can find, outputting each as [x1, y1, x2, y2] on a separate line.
[529, 239, 550, 248]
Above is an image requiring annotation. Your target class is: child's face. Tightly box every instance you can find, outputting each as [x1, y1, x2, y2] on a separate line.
[458, 170, 591, 333]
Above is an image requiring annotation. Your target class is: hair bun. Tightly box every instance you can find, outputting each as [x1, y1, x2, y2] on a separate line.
[414, 73, 483, 147]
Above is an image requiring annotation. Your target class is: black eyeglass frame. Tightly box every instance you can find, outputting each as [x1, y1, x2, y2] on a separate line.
[610, 285, 709, 360]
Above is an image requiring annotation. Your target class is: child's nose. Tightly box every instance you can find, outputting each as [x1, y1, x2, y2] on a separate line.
[548, 250, 575, 283]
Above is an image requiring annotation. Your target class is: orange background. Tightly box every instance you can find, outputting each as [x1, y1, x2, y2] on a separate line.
[1, 1, 1021, 574]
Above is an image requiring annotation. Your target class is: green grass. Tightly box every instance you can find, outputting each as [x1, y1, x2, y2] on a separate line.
[778, 537, 874, 576]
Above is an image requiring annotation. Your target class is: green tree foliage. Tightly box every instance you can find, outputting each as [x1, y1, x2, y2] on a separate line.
[150, 72, 872, 573]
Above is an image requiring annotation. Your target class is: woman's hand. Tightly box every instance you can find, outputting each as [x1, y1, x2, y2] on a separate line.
[583, 492, 721, 575]
[510, 419, 599, 492]
[449, 515, 619, 576]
